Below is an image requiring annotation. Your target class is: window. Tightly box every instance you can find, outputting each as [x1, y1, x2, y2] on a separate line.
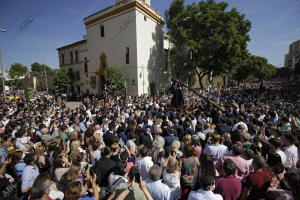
[100, 25, 105, 37]
[70, 51, 73, 63]
[126, 47, 129, 64]
[84, 57, 88, 73]
[75, 50, 78, 63]
[144, 16, 147, 21]
[61, 54, 64, 65]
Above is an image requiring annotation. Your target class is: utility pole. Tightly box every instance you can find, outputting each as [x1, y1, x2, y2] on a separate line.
[0, 28, 7, 102]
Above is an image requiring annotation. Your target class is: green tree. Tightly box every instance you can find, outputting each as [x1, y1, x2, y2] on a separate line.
[247, 56, 276, 88]
[104, 66, 125, 94]
[9, 62, 28, 78]
[295, 62, 300, 75]
[233, 54, 254, 84]
[6, 79, 23, 89]
[53, 68, 71, 98]
[165, 0, 251, 88]
[30, 62, 54, 76]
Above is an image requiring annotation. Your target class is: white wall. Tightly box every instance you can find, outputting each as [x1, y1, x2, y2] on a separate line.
[58, 42, 90, 94]
[136, 8, 164, 95]
[85, 8, 139, 95]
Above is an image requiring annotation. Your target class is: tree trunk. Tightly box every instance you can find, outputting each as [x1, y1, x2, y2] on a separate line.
[223, 76, 227, 88]
[198, 74, 204, 90]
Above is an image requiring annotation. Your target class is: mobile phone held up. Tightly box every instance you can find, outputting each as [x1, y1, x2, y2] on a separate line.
[119, 138, 124, 147]
[135, 173, 141, 183]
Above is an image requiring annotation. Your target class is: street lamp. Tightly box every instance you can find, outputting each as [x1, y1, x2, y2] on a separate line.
[0, 28, 7, 102]
[41, 54, 49, 93]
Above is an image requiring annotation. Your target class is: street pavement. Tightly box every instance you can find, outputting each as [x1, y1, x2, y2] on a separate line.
[65, 101, 81, 109]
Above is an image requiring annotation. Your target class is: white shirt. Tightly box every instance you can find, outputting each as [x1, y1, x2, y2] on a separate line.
[284, 145, 298, 170]
[276, 150, 287, 165]
[232, 122, 248, 132]
[86, 109, 92, 118]
[203, 144, 229, 163]
[16, 137, 30, 149]
[126, 140, 136, 153]
[188, 189, 223, 200]
[163, 169, 181, 199]
[135, 156, 153, 180]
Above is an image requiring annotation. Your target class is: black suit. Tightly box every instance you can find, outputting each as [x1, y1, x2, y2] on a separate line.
[216, 124, 232, 135]
[173, 124, 184, 138]
[139, 132, 153, 149]
[95, 157, 116, 187]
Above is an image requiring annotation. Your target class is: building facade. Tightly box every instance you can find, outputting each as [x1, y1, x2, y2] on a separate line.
[57, 0, 169, 96]
[284, 39, 300, 69]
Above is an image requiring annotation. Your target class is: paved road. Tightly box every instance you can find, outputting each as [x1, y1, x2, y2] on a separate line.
[65, 101, 81, 109]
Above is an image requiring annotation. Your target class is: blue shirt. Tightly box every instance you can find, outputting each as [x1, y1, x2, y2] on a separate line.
[15, 161, 26, 178]
[145, 179, 173, 200]
[0, 148, 8, 164]
[21, 165, 39, 190]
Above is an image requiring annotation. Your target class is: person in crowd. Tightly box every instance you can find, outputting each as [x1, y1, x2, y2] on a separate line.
[57, 164, 81, 193]
[215, 159, 242, 200]
[0, 82, 300, 200]
[135, 146, 154, 180]
[145, 165, 173, 200]
[203, 133, 229, 163]
[265, 152, 285, 193]
[216, 144, 249, 180]
[65, 173, 99, 200]
[283, 134, 298, 171]
[181, 145, 200, 199]
[108, 161, 128, 190]
[240, 155, 272, 200]
[109, 166, 153, 200]
[188, 175, 223, 200]
[163, 156, 181, 199]
[96, 146, 117, 188]
[21, 153, 40, 196]
[268, 137, 286, 165]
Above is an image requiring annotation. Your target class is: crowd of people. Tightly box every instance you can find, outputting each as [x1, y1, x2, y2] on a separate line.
[0, 84, 300, 200]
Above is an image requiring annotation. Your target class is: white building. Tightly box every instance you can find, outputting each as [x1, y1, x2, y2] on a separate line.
[284, 39, 300, 69]
[57, 0, 170, 96]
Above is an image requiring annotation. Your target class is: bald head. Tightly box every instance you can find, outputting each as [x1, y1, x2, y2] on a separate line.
[41, 127, 48, 135]
[95, 124, 101, 130]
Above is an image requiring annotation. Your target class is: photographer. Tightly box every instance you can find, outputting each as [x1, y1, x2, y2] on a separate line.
[108, 166, 153, 200]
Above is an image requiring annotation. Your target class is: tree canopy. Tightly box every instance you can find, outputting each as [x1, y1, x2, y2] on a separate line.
[9, 62, 28, 78]
[233, 54, 276, 87]
[53, 68, 71, 97]
[165, 0, 251, 88]
[30, 62, 55, 76]
[104, 66, 126, 94]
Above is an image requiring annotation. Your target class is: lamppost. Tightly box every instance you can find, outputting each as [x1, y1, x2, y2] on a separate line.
[41, 54, 49, 93]
[0, 28, 6, 102]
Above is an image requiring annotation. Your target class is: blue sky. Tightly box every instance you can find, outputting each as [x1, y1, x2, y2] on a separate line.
[0, 0, 299, 70]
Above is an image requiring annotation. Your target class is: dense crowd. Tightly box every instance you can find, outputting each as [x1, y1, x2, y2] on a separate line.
[0, 84, 300, 200]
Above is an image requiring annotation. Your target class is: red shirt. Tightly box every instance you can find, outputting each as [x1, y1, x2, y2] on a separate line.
[244, 169, 272, 200]
[215, 176, 242, 200]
